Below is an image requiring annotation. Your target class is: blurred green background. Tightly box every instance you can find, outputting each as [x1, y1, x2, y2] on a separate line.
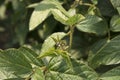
[0, 0, 42, 49]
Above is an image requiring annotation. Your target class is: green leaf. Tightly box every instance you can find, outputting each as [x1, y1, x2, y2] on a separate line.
[88, 39, 108, 61]
[66, 14, 85, 26]
[90, 39, 107, 54]
[46, 56, 98, 80]
[51, 9, 68, 25]
[29, 0, 69, 30]
[39, 32, 66, 57]
[76, 15, 107, 35]
[46, 0, 70, 17]
[31, 68, 44, 80]
[110, 15, 120, 32]
[98, 0, 117, 17]
[110, 0, 120, 8]
[29, 1, 56, 30]
[100, 66, 120, 80]
[29, 8, 51, 31]
[89, 35, 120, 68]
[0, 49, 32, 77]
[53, 1, 70, 18]
[19, 47, 43, 67]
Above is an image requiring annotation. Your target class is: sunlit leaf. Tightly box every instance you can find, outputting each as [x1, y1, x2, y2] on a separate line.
[29, 0, 69, 30]
[29, 1, 56, 30]
[51, 9, 68, 25]
[29, 8, 51, 31]
[76, 15, 107, 35]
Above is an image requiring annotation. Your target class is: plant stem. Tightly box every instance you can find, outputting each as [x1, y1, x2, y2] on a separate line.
[69, 26, 74, 50]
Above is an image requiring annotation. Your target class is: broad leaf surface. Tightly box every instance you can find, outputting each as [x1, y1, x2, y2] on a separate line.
[76, 15, 107, 35]
[110, 15, 120, 32]
[19, 47, 43, 67]
[0, 49, 32, 78]
[29, 1, 56, 30]
[100, 66, 120, 80]
[46, 56, 98, 80]
[89, 35, 120, 68]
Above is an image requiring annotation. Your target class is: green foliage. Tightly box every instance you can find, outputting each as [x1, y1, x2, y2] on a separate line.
[89, 35, 120, 68]
[0, 0, 120, 80]
[0, 49, 32, 79]
[76, 15, 108, 35]
[29, 0, 70, 30]
[100, 66, 120, 80]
